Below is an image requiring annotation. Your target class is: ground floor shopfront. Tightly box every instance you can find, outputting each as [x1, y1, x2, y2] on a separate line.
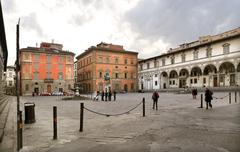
[139, 60, 240, 91]
[21, 79, 74, 95]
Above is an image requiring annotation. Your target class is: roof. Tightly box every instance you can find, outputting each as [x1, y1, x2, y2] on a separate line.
[76, 43, 138, 59]
[139, 27, 240, 63]
[20, 47, 75, 56]
[0, 1, 8, 71]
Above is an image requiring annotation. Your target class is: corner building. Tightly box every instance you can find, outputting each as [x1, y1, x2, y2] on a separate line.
[76, 42, 138, 93]
[20, 42, 75, 95]
[138, 27, 240, 91]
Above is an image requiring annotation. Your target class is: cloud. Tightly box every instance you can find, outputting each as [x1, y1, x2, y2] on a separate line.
[1, 0, 16, 13]
[21, 13, 44, 37]
[125, 0, 240, 47]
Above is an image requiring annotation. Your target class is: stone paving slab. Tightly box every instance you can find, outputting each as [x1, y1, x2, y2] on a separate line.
[16, 92, 240, 152]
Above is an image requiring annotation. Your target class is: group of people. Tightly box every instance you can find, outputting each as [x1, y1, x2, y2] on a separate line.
[151, 87, 214, 110]
[93, 90, 117, 101]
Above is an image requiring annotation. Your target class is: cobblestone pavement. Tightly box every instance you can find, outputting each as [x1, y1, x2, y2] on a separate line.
[18, 91, 240, 152]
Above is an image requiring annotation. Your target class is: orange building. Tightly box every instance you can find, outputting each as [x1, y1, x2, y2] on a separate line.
[76, 42, 138, 93]
[20, 42, 75, 95]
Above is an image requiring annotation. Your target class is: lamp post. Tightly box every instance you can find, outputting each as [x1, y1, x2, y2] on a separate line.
[15, 18, 22, 151]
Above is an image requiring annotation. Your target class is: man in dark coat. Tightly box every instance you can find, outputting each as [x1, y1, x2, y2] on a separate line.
[108, 90, 112, 101]
[105, 89, 108, 101]
[101, 91, 104, 101]
[205, 88, 213, 109]
[152, 91, 159, 110]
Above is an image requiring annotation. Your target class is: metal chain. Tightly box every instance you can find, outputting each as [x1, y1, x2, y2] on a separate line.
[213, 94, 229, 100]
[83, 101, 143, 117]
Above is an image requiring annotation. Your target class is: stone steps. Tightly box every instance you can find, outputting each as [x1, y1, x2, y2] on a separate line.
[0, 96, 11, 143]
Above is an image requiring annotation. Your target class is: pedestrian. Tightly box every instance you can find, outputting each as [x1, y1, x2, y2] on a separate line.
[105, 89, 108, 101]
[113, 90, 116, 101]
[101, 91, 104, 101]
[108, 90, 112, 101]
[205, 88, 213, 109]
[152, 91, 159, 110]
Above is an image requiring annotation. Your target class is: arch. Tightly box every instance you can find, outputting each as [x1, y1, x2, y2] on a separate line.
[219, 62, 235, 73]
[169, 70, 178, 78]
[179, 68, 189, 77]
[190, 66, 202, 76]
[203, 64, 217, 75]
[237, 62, 240, 72]
[161, 71, 168, 77]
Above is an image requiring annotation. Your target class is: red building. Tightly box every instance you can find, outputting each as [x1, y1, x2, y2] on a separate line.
[20, 42, 75, 95]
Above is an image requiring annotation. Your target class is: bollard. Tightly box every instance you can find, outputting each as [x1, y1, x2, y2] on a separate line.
[229, 92, 231, 104]
[235, 91, 237, 103]
[142, 98, 145, 117]
[198, 94, 203, 108]
[53, 106, 57, 140]
[19, 111, 23, 149]
[79, 103, 84, 132]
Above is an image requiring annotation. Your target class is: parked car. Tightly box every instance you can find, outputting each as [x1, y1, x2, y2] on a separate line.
[52, 91, 63, 96]
[40, 92, 51, 96]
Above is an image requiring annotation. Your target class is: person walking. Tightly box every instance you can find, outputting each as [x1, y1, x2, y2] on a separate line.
[113, 90, 116, 101]
[205, 88, 213, 109]
[152, 91, 159, 110]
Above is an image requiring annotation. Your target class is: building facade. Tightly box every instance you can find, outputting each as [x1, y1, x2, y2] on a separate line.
[76, 42, 138, 93]
[20, 42, 75, 95]
[138, 28, 240, 91]
[5, 66, 15, 95]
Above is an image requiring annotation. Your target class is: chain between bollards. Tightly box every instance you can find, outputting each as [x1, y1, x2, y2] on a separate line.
[79, 103, 84, 132]
[229, 92, 231, 104]
[142, 98, 145, 117]
[53, 106, 57, 140]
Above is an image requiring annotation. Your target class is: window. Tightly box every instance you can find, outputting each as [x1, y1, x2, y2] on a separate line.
[124, 73, 127, 79]
[190, 79, 193, 84]
[99, 72, 102, 78]
[46, 55, 51, 63]
[58, 72, 63, 80]
[34, 54, 40, 62]
[206, 46, 212, 58]
[99, 57, 103, 63]
[155, 81, 158, 86]
[115, 58, 119, 64]
[34, 63, 39, 71]
[46, 72, 52, 79]
[181, 53, 186, 62]
[34, 72, 39, 80]
[140, 64, 143, 70]
[154, 60, 159, 68]
[47, 64, 51, 72]
[169, 81, 172, 85]
[194, 78, 197, 84]
[106, 57, 110, 63]
[9, 81, 12, 86]
[24, 54, 29, 60]
[171, 56, 175, 64]
[147, 63, 150, 69]
[173, 80, 175, 85]
[67, 56, 72, 62]
[25, 84, 29, 91]
[125, 59, 128, 64]
[115, 73, 118, 78]
[193, 49, 198, 59]
[203, 78, 206, 84]
[155, 74, 158, 77]
[162, 58, 165, 66]
[223, 43, 230, 54]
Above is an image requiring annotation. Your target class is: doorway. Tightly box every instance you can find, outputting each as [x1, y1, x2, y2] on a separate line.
[213, 76, 218, 87]
[47, 85, 52, 93]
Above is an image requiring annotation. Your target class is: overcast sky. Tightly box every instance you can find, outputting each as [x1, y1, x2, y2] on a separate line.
[2, 0, 240, 65]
